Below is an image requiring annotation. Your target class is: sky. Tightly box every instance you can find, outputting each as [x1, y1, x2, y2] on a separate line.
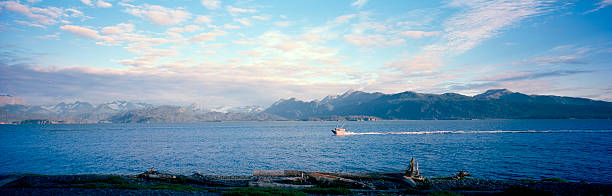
[0, 0, 611, 107]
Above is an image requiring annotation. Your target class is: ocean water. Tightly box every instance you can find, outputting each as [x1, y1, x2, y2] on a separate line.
[1, 120, 611, 183]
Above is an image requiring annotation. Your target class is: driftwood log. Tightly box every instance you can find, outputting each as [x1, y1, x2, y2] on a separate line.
[402, 157, 425, 187]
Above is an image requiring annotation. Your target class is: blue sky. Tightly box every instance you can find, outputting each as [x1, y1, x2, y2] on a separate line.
[0, 0, 611, 107]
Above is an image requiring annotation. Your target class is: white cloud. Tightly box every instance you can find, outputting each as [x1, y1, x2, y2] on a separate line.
[201, 0, 221, 10]
[351, 0, 368, 9]
[96, 0, 112, 8]
[168, 25, 203, 33]
[585, 0, 612, 13]
[194, 15, 212, 24]
[330, 14, 356, 24]
[234, 18, 251, 26]
[0, 1, 63, 25]
[426, 0, 554, 55]
[125, 4, 191, 26]
[14, 20, 46, 28]
[224, 24, 240, 29]
[80, 0, 93, 6]
[60, 25, 101, 39]
[188, 30, 227, 44]
[226, 5, 256, 16]
[252, 15, 270, 20]
[65, 8, 84, 18]
[101, 23, 134, 35]
[400, 30, 441, 38]
[274, 21, 292, 27]
[343, 34, 405, 47]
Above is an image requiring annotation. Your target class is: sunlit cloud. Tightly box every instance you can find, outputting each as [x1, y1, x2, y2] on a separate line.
[226, 5, 256, 16]
[125, 4, 191, 26]
[351, 0, 368, 9]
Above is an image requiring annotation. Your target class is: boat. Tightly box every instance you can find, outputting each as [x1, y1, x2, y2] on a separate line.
[331, 127, 353, 135]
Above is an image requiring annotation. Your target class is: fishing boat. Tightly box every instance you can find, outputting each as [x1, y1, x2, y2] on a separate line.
[331, 127, 353, 135]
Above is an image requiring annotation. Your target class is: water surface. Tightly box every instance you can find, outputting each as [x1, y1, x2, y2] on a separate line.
[1, 120, 611, 183]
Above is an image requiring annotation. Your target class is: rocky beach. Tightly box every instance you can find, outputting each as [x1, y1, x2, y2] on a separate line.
[1, 168, 610, 196]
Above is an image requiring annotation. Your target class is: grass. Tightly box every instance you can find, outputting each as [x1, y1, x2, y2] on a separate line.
[222, 188, 306, 196]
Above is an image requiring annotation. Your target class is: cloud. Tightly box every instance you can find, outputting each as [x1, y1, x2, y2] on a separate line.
[96, 0, 112, 8]
[479, 70, 592, 82]
[234, 18, 251, 26]
[426, 0, 555, 55]
[274, 21, 292, 27]
[385, 54, 443, 75]
[224, 24, 240, 29]
[194, 15, 212, 24]
[343, 34, 405, 47]
[60, 25, 101, 39]
[226, 6, 256, 16]
[528, 55, 586, 65]
[201, 0, 221, 10]
[252, 15, 270, 20]
[188, 30, 227, 44]
[125, 4, 191, 26]
[0, 1, 64, 26]
[100, 23, 134, 35]
[351, 0, 368, 9]
[65, 8, 84, 18]
[585, 0, 612, 13]
[0, 48, 366, 106]
[80, 0, 93, 6]
[14, 20, 46, 29]
[400, 30, 441, 38]
[330, 14, 356, 24]
[168, 25, 203, 33]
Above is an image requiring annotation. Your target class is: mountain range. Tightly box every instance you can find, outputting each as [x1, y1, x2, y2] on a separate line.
[263, 89, 612, 120]
[1, 89, 611, 123]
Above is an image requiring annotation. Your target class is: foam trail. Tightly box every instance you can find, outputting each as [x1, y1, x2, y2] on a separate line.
[337, 130, 612, 135]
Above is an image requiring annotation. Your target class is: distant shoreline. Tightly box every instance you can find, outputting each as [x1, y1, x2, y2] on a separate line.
[4, 118, 612, 125]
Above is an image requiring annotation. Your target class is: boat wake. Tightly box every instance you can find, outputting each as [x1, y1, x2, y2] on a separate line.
[335, 130, 612, 135]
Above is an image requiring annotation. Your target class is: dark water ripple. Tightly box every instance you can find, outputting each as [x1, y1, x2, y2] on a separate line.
[1, 119, 611, 183]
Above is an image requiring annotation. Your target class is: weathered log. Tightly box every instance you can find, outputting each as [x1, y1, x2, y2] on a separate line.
[402, 157, 425, 187]
[253, 170, 304, 177]
[248, 181, 315, 188]
[306, 172, 373, 189]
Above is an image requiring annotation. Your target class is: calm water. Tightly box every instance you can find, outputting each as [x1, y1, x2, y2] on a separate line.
[1, 120, 611, 183]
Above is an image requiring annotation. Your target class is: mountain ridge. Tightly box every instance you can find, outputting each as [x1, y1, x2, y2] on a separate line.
[263, 89, 612, 120]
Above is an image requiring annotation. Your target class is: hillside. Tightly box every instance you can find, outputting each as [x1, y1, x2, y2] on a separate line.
[263, 89, 612, 120]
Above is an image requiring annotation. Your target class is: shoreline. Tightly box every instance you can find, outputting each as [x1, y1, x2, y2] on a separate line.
[1, 170, 610, 196]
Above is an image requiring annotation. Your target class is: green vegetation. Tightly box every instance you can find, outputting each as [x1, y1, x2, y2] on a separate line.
[519, 178, 538, 183]
[427, 190, 463, 196]
[223, 188, 306, 196]
[69, 175, 124, 184]
[541, 177, 569, 182]
[76, 183, 203, 192]
[502, 186, 553, 196]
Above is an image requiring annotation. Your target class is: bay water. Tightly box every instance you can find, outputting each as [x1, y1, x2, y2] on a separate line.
[1, 119, 611, 183]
